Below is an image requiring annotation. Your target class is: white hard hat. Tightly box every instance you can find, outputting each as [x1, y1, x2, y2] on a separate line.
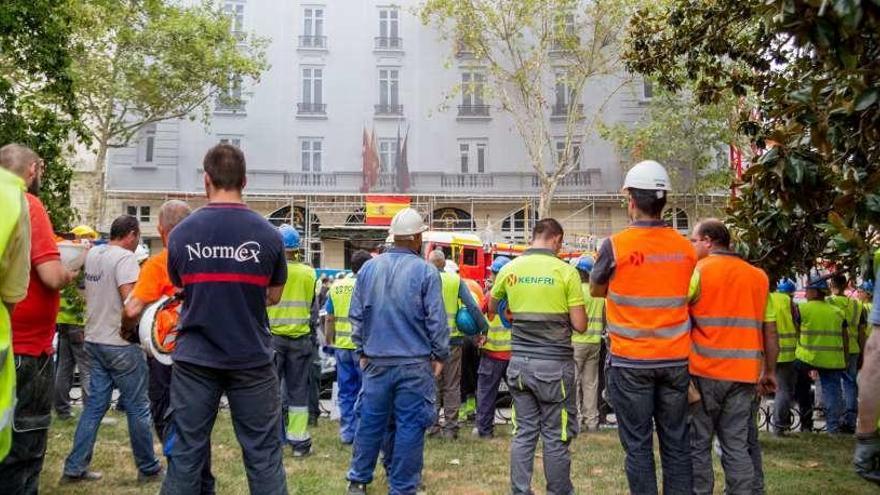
[135, 243, 150, 263]
[388, 208, 428, 237]
[622, 160, 672, 191]
[138, 296, 173, 366]
[444, 260, 459, 273]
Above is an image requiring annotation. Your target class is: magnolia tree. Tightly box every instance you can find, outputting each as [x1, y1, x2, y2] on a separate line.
[420, 0, 640, 218]
[71, 0, 268, 225]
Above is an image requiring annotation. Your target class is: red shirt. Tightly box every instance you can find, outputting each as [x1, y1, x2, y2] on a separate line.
[11, 194, 61, 356]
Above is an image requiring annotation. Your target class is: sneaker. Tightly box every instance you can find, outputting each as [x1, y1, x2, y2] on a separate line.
[56, 412, 74, 421]
[138, 468, 165, 484]
[347, 481, 368, 495]
[308, 415, 319, 427]
[426, 425, 441, 437]
[292, 446, 312, 458]
[60, 471, 103, 484]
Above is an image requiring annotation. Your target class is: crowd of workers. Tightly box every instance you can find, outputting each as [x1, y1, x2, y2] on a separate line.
[0, 141, 879, 495]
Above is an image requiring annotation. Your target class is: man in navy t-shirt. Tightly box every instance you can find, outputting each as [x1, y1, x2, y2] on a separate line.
[161, 144, 288, 495]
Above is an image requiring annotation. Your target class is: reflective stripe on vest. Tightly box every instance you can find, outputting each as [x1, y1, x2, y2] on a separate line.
[827, 295, 861, 355]
[606, 226, 696, 361]
[268, 262, 316, 339]
[573, 283, 603, 344]
[440, 272, 462, 339]
[769, 292, 798, 363]
[796, 300, 847, 369]
[0, 168, 24, 460]
[483, 314, 511, 352]
[329, 277, 356, 350]
[688, 254, 767, 383]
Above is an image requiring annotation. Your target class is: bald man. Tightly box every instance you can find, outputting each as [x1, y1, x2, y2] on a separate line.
[0, 144, 78, 492]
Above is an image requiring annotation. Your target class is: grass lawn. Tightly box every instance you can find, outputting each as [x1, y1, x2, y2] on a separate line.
[39, 409, 869, 494]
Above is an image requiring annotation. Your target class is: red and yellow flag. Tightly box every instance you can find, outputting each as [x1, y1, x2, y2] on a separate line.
[365, 195, 410, 226]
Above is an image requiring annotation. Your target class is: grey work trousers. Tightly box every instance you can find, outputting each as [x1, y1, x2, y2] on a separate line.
[507, 356, 577, 495]
[572, 342, 601, 429]
[434, 344, 462, 432]
[689, 376, 756, 495]
[54, 324, 90, 415]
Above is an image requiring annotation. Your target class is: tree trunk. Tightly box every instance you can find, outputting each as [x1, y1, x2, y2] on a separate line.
[85, 140, 108, 228]
[538, 178, 557, 219]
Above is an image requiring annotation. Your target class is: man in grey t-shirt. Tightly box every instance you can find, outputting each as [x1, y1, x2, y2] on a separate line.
[62, 215, 162, 484]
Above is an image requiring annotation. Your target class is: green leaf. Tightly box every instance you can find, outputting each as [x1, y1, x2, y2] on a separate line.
[854, 89, 879, 112]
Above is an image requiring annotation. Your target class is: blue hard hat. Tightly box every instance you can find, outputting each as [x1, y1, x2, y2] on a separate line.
[490, 256, 512, 274]
[860, 280, 875, 293]
[576, 256, 595, 273]
[806, 274, 829, 290]
[776, 278, 796, 294]
[278, 224, 301, 250]
[497, 298, 512, 329]
[455, 307, 479, 336]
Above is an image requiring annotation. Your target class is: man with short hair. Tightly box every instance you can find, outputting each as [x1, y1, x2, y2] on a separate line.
[687, 219, 778, 495]
[490, 219, 587, 495]
[0, 158, 32, 463]
[590, 160, 697, 494]
[428, 249, 487, 439]
[345, 207, 448, 495]
[161, 144, 288, 494]
[0, 143, 78, 492]
[62, 215, 163, 484]
[325, 249, 373, 444]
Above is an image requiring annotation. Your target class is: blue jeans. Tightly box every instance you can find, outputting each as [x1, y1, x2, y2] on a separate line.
[64, 343, 160, 477]
[841, 354, 859, 429]
[817, 368, 846, 433]
[335, 349, 362, 444]
[608, 365, 692, 495]
[347, 360, 435, 495]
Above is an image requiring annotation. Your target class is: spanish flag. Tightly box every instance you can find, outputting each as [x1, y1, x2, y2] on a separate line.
[365, 195, 410, 226]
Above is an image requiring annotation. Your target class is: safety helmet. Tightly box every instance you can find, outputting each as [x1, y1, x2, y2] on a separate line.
[622, 160, 672, 191]
[444, 260, 459, 274]
[138, 295, 181, 366]
[135, 243, 150, 263]
[497, 298, 513, 329]
[575, 256, 595, 273]
[490, 256, 511, 274]
[455, 307, 480, 336]
[71, 225, 99, 240]
[806, 274, 829, 290]
[278, 224, 301, 250]
[776, 278, 796, 294]
[388, 208, 428, 237]
[860, 280, 875, 294]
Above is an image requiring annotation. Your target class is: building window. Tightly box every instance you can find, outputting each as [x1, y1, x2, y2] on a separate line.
[298, 67, 325, 115]
[663, 207, 689, 231]
[300, 7, 326, 48]
[126, 205, 151, 224]
[142, 124, 156, 164]
[301, 139, 322, 172]
[376, 69, 401, 114]
[642, 79, 654, 100]
[555, 140, 581, 171]
[223, 2, 244, 36]
[459, 72, 488, 116]
[378, 139, 397, 173]
[217, 74, 243, 111]
[459, 140, 488, 173]
[377, 8, 400, 49]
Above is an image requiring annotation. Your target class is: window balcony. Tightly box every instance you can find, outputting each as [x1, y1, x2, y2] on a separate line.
[374, 103, 404, 116]
[550, 103, 584, 120]
[297, 102, 327, 117]
[457, 104, 491, 118]
[374, 36, 403, 50]
[298, 35, 328, 50]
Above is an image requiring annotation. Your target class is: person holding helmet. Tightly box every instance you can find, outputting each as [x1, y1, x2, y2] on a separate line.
[796, 273, 849, 433]
[426, 249, 487, 440]
[571, 256, 606, 433]
[768, 278, 804, 435]
[267, 224, 318, 457]
[324, 249, 373, 445]
[489, 219, 587, 495]
[474, 255, 512, 439]
[345, 207, 449, 495]
[589, 160, 697, 494]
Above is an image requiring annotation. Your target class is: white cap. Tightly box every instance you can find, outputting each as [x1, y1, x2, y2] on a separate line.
[622, 160, 672, 192]
[444, 260, 459, 273]
[388, 208, 428, 237]
[135, 243, 150, 263]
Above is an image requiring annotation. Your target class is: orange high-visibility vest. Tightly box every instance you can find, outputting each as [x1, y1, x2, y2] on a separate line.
[606, 225, 696, 361]
[689, 253, 768, 383]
